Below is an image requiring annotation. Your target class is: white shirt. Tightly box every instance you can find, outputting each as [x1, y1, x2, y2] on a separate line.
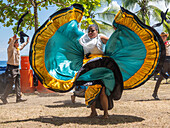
[7, 37, 28, 66]
[165, 40, 170, 56]
[79, 33, 105, 55]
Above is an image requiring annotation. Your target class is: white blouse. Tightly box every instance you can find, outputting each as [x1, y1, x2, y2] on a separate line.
[79, 33, 105, 55]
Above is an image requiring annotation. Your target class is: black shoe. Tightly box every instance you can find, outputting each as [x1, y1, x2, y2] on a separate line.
[1, 97, 8, 104]
[16, 99, 27, 103]
[152, 93, 160, 100]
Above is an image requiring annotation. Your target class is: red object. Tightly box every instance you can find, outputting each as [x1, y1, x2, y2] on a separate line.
[164, 41, 168, 45]
[21, 56, 30, 69]
[20, 69, 35, 93]
[36, 80, 54, 93]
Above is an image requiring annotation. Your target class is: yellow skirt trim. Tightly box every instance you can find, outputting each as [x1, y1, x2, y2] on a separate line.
[83, 54, 105, 64]
[31, 7, 84, 91]
[85, 84, 102, 106]
[114, 10, 159, 89]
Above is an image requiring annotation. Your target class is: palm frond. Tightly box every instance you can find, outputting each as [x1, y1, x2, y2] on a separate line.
[95, 20, 112, 26]
[163, 21, 170, 40]
[94, 1, 120, 26]
[148, 0, 161, 2]
[121, 0, 138, 10]
[163, 21, 170, 32]
[150, 5, 170, 25]
[145, 14, 150, 25]
[151, 8, 162, 22]
[136, 10, 143, 21]
[164, 0, 170, 7]
[136, 9, 147, 23]
[93, 19, 114, 36]
[95, 12, 115, 24]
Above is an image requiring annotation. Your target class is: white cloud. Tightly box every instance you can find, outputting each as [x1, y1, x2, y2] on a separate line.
[103, 1, 120, 12]
[149, 1, 170, 12]
[130, 0, 170, 12]
[128, 0, 170, 33]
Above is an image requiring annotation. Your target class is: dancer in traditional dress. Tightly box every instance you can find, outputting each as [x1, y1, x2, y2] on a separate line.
[29, 4, 165, 118]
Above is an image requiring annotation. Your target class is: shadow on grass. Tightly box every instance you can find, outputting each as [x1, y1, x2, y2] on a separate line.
[1, 114, 144, 126]
[45, 100, 86, 108]
[134, 98, 170, 102]
[23, 92, 64, 97]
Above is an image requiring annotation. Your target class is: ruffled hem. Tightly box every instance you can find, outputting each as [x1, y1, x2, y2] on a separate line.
[30, 4, 84, 92]
[113, 8, 165, 89]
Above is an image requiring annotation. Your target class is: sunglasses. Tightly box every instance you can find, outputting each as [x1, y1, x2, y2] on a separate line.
[88, 30, 96, 33]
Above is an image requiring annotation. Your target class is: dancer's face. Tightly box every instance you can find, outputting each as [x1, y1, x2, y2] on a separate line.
[88, 27, 98, 39]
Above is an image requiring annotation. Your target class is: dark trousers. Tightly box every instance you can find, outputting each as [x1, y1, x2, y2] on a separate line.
[153, 57, 170, 94]
[1, 65, 21, 100]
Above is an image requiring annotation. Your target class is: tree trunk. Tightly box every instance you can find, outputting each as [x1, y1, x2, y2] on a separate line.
[142, 9, 145, 24]
[34, 3, 38, 31]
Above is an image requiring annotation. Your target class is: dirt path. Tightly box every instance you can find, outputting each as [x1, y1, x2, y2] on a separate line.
[0, 79, 170, 128]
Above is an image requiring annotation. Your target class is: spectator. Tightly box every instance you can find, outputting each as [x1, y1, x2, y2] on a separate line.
[152, 32, 170, 100]
[0, 35, 29, 104]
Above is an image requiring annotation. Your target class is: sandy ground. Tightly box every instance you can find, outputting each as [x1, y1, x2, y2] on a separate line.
[0, 78, 170, 128]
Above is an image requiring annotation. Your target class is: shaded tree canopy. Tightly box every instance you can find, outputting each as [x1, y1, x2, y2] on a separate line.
[0, 0, 111, 34]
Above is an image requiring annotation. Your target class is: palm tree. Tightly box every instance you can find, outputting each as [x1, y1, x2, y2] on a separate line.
[151, 5, 170, 39]
[83, 1, 120, 36]
[121, 0, 170, 36]
[121, 0, 162, 25]
[94, 1, 120, 36]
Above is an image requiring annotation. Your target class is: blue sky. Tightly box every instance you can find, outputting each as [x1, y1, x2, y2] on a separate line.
[0, 0, 169, 61]
[0, 2, 60, 61]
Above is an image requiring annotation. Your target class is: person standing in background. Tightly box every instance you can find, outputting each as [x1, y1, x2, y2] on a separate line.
[152, 32, 170, 100]
[0, 35, 29, 104]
